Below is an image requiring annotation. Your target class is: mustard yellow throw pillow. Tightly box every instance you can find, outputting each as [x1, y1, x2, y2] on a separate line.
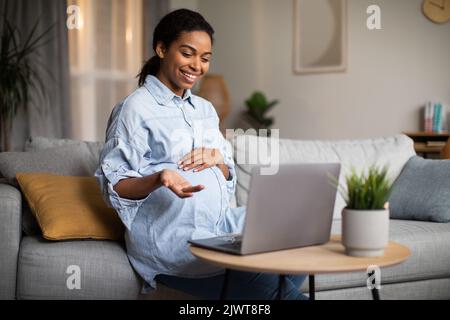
[16, 173, 124, 241]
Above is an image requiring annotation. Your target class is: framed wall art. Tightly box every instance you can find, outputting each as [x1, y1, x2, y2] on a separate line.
[293, 0, 347, 74]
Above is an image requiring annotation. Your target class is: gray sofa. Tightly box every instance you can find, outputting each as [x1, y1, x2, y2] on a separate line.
[1, 136, 450, 300]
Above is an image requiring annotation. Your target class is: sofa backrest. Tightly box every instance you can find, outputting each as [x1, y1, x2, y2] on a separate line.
[230, 134, 416, 220]
[24, 136, 104, 175]
[21, 135, 416, 221]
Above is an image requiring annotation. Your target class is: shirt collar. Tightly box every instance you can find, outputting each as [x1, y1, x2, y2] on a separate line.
[143, 75, 196, 109]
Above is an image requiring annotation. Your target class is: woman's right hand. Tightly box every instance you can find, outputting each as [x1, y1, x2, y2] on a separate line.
[160, 169, 204, 198]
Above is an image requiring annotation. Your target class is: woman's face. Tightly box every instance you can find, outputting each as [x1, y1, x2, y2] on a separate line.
[156, 31, 212, 97]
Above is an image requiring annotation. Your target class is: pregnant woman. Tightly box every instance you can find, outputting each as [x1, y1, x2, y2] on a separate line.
[95, 9, 306, 300]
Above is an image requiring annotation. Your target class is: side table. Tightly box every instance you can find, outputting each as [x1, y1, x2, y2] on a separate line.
[190, 235, 410, 300]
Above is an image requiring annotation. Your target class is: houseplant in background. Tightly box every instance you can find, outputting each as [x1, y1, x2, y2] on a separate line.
[332, 165, 393, 257]
[239, 91, 278, 134]
[0, 4, 52, 151]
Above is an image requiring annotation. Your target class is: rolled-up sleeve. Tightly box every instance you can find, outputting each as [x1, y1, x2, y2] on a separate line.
[209, 109, 237, 202]
[95, 137, 152, 230]
[220, 137, 237, 201]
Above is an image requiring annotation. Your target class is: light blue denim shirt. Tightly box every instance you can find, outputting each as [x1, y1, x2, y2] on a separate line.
[95, 75, 246, 290]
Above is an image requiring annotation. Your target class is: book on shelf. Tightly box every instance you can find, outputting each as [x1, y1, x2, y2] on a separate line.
[426, 141, 447, 147]
[424, 102, 432, 132]
[424, 102, 448, 133]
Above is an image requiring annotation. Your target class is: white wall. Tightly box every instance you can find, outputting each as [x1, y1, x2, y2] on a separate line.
[197, 0, 261, 125]
[198, 0, 450, 140]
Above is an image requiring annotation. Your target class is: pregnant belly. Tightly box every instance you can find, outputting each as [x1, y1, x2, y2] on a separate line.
[177, 165, 223, 204]
[143, 163, 224, 217]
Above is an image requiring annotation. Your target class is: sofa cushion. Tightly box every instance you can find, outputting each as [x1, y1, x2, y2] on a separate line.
[16, 173, 124, 241]
[17, 236, 141, 299]
[232, 134, 416, 220]
[389, 156, 450, 222]
[16, 236, 196, 300]
[300, 219, 450, 293]
[0, 145, 95, 186]
[0, 139, 103, 236]
[10, 137, 104, 236]
[24, 136, 104, 175]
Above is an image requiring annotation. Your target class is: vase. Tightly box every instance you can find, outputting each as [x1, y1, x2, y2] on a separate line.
[341, 208, 389, 257]
[237, 112, 272, 136]
[197, 74, 230, 133]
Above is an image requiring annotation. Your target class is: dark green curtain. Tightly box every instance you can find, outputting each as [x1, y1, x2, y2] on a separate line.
[0, 0, 71, 151]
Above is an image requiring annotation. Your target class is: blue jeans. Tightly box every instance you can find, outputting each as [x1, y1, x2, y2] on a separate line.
[156, 271, 308, 300]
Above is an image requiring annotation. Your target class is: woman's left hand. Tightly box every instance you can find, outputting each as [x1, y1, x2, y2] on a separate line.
[178, 147, 224, 172]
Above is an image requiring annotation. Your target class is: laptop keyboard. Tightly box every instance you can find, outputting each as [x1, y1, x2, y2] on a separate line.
[217, 235, 242, 249]
[218, 242, 242, 250]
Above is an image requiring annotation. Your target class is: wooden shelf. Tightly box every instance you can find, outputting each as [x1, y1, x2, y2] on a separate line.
[403, 131, 450, 138]
[403, 132, 450, 159]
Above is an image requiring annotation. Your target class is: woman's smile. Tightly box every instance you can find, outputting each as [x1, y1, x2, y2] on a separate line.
[180, 70, 200, 84]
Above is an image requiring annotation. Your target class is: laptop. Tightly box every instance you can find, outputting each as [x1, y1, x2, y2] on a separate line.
[188, 163, 341, 255]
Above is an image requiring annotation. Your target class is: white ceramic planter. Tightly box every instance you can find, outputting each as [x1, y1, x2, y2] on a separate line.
[342, 208, 389, 257]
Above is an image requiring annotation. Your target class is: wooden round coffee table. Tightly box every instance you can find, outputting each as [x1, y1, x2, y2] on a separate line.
[189, 235, 411, 300]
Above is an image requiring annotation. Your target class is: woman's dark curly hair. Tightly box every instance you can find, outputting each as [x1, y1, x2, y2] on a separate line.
[138, 9, 215, 86]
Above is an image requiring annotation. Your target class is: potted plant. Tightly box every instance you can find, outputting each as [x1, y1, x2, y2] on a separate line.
[0, 4, 52, 151]
[240, 91, 278, 133]
[333, 166, 393, 257]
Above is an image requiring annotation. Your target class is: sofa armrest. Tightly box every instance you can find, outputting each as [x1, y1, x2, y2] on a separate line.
[0, 183, 22, 299]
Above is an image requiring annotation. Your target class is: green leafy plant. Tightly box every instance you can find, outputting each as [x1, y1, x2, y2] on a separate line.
[0, 3, 53, 151]
[245, 91, 279, 128]
[330, 165, 393, 210]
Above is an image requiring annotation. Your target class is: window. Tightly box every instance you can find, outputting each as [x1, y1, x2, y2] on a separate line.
[68, 0, 143, 141]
